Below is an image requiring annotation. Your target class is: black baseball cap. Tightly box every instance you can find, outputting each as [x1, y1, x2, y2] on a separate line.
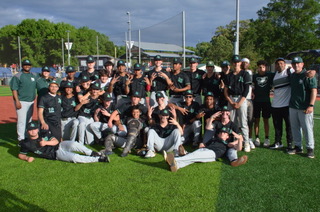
[219, 127, 231, 134]
[189, 57, 198, 63]
[91, 82, 101, 90]
[27, 122, 38, 131]
[86, 55, 95, 63]
[156, 92, 165, 99]
[231, 55, 241, 63]
[205, 91, 214, 97]
[22, 59, 32, 66]
[132, 91, 142, 98]
[81, 75, 90, 83]
[160, 109, 170, 116]
[64, 82, 74, 88]
[184, 90, 194, 96]
[42, 66, 50, 72]
[221, 106, 230, 112]
[66, 66, 76, 73]
[220, 60, 230, 67]
[275, 57, 285, 63]
[102, 93, 113, 101]
[173, 58, 182, 64]
[134, 63, 142, 70]
[154, 55, 162, 61]
[117, 60, 125, 67]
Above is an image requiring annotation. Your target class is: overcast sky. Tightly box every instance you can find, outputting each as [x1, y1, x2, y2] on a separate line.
[0, 0, 270, 47]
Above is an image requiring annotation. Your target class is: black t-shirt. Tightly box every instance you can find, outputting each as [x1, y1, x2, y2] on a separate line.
[202, 74, 222, 98]
[199, 104, 220, 122]
[78, 70, 99, 81]
[151, 123, 178, 138]
[61, 95, 78, 118]
[224, 70, 251, 97]
[112, 74, 129, 96]
[19, 131, 59, 160]
[129, 75, 147, 98]
[97, 103, 116, 123]
[205, 137, 228, 159]
[78, 96, 100, 118]
[186, 69, 206, 95]
[38, 93, 62, 123]
[148, 68, 170, 92]
[176, 101, 200, 125]
[169, 71, 190, 96]
[212, 120, 240, 143]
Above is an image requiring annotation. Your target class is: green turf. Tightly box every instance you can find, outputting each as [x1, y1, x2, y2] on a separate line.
[0, 86, 11, 96]
[1, 106, 319, 211]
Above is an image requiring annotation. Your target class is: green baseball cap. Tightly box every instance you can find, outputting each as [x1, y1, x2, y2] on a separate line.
[291, 56, 303, 64]
[206, 61, 215, 67]
[22, 59, 32, 66]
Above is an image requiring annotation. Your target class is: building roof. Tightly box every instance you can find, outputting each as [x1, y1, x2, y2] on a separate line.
[132, 41, 194, 54]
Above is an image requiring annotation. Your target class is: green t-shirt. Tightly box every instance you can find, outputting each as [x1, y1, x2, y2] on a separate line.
[289, 69, 317, 110]
[10, 71, 38, 102]
[253, 72, 274, 102]
[36, 76, 51, 98]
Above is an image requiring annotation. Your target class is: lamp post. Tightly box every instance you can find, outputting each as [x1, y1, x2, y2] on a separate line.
[65, 30, 73, 66]
[127, 11, 132, 69]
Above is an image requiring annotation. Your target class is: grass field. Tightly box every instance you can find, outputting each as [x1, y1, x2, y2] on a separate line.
[0, 86, 11, 96]
[1, 85, 320, 211]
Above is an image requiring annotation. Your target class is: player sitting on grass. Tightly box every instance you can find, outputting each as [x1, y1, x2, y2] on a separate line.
[164, 127, 247, 172]
[18, 122, 109, 163]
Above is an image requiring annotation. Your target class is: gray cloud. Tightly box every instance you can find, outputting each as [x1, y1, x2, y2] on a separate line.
[0, 0, 270, 46]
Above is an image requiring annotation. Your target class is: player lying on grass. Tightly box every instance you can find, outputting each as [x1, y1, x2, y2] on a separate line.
[18, 122, 109, 163]
[164, 127, 248, 172]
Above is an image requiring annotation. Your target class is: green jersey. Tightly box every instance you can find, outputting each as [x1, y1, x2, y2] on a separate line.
[289, 69, 317, 110]
[10, 71, 38, 102]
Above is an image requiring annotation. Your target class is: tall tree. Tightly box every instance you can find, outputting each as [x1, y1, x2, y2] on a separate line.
[253, 0, 320, 62]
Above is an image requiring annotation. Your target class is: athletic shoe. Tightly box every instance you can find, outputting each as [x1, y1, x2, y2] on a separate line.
[249, 139, 255, 149]
[91, 151, 102, 157]
[231, 155, 248, 167]
[254, 138, 260, 147]
[178, 145, 188, 156]
[164, 151, 178, 172]
[98, 154, 110, 163]
[263, 139, 270, 147]
[269, 142, 283, 149]
[145, 150, 156, 158]
[287, 146, 303, 155]
[244, 143, 251, 152]
[307, 149, 315, 159]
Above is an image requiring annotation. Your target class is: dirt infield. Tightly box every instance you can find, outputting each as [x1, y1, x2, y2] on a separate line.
[0, 96, 38, 124]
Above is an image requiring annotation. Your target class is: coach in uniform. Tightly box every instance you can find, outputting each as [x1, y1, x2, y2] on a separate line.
[10, 59, 38, 142]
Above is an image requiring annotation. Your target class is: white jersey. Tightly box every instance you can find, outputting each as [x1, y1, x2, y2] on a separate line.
[272, 68, 294, 108]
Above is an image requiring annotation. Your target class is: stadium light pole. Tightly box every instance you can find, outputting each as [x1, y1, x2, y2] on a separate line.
[234, 0, 240, 55]
[65, 30, 73, 66]
[127, 11, 132, 69]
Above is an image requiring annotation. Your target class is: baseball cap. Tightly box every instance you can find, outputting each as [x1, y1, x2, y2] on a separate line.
[241, 58, 250, 64]
[220, 60, 230, 67]
[156, 91, 165, 99]
[206, 61, 215, 67]
[42, 66, 50, 72]
[65, 66, 75, 73]
[275, 57, 285, 63]
[102, 93, 113, 101]
[154, 55, 162, 61]
[64, 82, 74, 88]
[132, 91, 142, 98]
[189, 57, 198, 63]
[173, 58, 182, 64]
[231, 55, 241, 63]
[291, 56, 303, 64]
[219, 127, 231, 134]
[104, 60, 114, 66]
[22, 59, 32, 66]
[27, 122, 38, 131]
[134, 63, 142, 70]
[81, 75, 90, 83]
[160, 109, 170, 116]
[184, 90, 194, 96]
[86, 55, 95, 63]
[91, 81, 101, 90]
[221, 106, 230, 112]
[49, 80, 59, 86]
[205, 91, 214, 97]
[117, 60, 126, 67]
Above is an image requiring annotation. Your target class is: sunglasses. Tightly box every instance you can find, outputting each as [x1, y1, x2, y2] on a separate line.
[185, 96, 193, 98]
